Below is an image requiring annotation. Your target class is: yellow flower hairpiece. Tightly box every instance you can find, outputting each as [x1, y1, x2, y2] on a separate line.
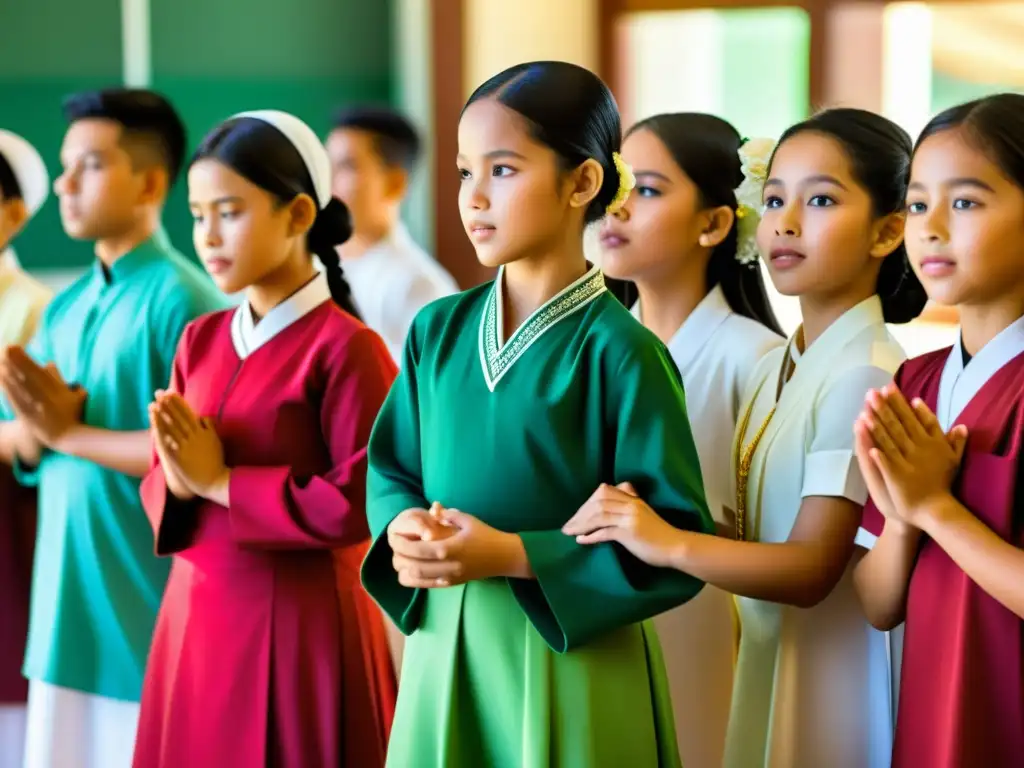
[605, 152, 636, 215]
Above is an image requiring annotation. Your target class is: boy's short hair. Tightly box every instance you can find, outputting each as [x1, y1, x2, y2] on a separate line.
[63, 88, 188, 184]
[331, 106, 421, 173]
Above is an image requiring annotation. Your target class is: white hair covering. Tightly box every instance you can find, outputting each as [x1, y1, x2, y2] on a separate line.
[232, 110, 332, 208]
[0, 129, 48, 217]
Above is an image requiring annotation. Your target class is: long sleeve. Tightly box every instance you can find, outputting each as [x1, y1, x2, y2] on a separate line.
[139, 326, 200, 555]
[359, 319, 430, 633]
[511, 342, 715, 652]
[227, 327, 397, 549]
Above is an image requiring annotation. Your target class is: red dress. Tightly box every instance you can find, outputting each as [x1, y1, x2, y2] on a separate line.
[135, 302, 397, 767]
[0, 467, 34, 704]
[862, 348, 1024, 767]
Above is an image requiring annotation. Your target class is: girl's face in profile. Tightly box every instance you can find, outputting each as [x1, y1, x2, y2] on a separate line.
[905, 127, 1024, 308]
[456, 98, 587, 269]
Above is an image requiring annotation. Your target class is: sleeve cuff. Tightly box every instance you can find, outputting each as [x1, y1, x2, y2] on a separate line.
[801, 449, 867, 504]
[854, 527, 879, 550]
[227, 464, 288, 537]
[359, 530, 424, 634]
[511, 530, 577, 653]
[11, 453, 42, 487]
[140, 469, 200, 555]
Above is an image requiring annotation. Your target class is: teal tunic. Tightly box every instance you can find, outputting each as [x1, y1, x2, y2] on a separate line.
[361, 266, 714, 767]
[1, 230, 228, 701]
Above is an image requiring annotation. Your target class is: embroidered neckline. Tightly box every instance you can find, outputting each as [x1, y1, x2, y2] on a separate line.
[478, 265, 606, 391]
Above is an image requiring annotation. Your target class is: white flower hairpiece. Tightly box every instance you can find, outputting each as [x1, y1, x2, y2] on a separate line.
[733, 137, 775, 267]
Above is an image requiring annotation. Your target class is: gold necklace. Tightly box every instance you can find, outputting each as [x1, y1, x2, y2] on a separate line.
[735, 401, 775, 542]
[734, 341, 797, 541]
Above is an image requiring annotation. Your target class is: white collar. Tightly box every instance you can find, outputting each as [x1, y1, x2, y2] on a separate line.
[937, 314, 1024, 430]
[666, 286, 732, 374]
[230, 273, 330, 359]
[788, 295, 884, 367]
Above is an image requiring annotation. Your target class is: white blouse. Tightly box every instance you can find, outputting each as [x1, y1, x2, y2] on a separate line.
[726, 296, 904, 768]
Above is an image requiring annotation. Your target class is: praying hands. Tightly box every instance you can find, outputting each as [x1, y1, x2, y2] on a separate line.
[148, 389, 230, 503]
[0, 345, 85, 450]
[855, 383, 968, 529]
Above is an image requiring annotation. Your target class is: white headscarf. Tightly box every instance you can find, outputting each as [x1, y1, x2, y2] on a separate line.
[232, 110, 332, 208]
[0, 129, 48, 216]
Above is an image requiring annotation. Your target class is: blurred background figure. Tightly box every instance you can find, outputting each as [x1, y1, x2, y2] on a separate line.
[327, 106, 457, 364]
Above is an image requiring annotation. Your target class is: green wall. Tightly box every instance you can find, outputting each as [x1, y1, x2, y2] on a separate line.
[2, 0, 394, 273]
[719, 8, 810, 140]
[151, 0, 394, 258]
[0, 0, 123, 271]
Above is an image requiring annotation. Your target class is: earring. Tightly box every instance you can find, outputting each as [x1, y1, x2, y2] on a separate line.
[699, 234, 711, 247]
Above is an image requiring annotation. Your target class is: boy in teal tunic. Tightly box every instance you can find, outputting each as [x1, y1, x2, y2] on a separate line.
[0, 89, 226, 768]
[361, 62, 713, 767]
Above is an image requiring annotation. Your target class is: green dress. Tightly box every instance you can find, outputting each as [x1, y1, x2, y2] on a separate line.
[361, 265, 713, 767]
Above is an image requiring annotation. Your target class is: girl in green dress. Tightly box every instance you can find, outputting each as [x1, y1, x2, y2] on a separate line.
[360, 61, 714, 768]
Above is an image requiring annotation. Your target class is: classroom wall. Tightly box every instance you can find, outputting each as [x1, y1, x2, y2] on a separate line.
[1, 0, 394, 279]
[392, 0, 434, 252]
[463, 0, 598, 97]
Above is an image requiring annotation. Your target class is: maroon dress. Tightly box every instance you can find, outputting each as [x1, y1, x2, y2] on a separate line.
[862, 348, 1024, 767]
[0, 466, 34, 704]
[135, 303, 397, 767]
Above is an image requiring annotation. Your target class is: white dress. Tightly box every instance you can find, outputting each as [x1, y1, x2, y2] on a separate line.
[339, 224, 458, 364]
[635, 286, 784, 768]
[726, 296, 903, 768]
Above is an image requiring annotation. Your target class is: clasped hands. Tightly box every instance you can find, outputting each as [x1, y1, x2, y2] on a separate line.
[148, 389, 228, 501]
[387, 502, 527, 587]
[854, 383, 968, 532]
[388, 481, 684, 587]
[0, 345, 85, 458]
[561, 482, 684, 567]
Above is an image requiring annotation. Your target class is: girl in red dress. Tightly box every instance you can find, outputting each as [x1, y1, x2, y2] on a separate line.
[855, 93, 1024, 767]
[135, 110, 396, 767]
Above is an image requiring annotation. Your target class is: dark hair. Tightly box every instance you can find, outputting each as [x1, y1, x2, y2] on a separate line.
[0, 152, 22, 202]
[191, 117, 361, 319]
[916, 93, 1024, 191]
[62, 88, 187, 185]
[463, 61, 622, 225]
[771, 108, 927, 324]
[331, 105, 421, 172]
[626, 113, 784, 335]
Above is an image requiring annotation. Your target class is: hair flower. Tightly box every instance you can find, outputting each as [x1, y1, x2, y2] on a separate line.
[733, 137, 776, 267]
[605, 152, 636, 215]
